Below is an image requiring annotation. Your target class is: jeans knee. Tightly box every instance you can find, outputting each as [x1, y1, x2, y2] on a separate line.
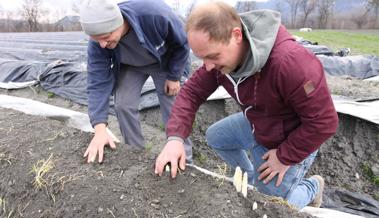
[205, 124, 218, 148]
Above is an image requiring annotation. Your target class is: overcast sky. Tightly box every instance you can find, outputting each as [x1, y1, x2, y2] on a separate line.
[1, 0, 78, 13]
[0, 0, 267, 20]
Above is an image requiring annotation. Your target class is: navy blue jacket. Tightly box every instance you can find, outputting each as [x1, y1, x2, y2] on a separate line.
[86, 0, 190, 126]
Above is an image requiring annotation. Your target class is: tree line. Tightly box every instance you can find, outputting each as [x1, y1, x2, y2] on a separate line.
[234, 0, 379, 29]
[0, 0, 378, 33]
[0, 0, 81, 32]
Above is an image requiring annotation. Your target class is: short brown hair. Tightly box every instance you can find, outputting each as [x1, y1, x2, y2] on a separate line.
[186, 1, 241, 44]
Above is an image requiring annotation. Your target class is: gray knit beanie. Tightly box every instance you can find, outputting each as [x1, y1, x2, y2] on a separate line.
[79, 0, 124, 35]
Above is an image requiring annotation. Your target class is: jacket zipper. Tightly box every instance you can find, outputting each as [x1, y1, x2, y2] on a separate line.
[226, 71, 260, 134]
[225, 71, 260, 108]
[225, 75, 249, 105]
[253, 73, 259, 109]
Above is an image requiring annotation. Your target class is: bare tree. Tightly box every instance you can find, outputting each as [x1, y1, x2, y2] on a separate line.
[185, 0, 199, 18]
[21, 0, 43, 32]
[0, 5, 4, 32]
[351, 9, 370, 29]
[274, 1, 289, 25]
[72, 2, 80, 14]
[5, 11, 15, 32]
[367, 0, 379, 27]
[317, 0, 335, 28]
[299, 0, 317, 27]
[275, 1, 284, 13]
[235, 1, 256, 13]
[285, 0, 301, 28]
[172, 0, 180, 13]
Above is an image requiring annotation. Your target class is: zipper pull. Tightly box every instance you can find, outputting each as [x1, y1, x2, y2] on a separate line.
[255, 70, 261, 79]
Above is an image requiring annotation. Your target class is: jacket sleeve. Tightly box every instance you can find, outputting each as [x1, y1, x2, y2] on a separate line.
[275, 47, 338, 165]
[166, 66, 219, 139]
[155, 14, 190, 81]
[86, 40, 115, 127]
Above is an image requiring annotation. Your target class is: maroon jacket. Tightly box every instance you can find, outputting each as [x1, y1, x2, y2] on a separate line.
[167, 26, 338, 165]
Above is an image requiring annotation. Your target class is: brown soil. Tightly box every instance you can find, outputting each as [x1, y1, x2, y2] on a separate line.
[326, 74, 379, 100]
[309, 113, 379, 197]
[0, 107, 313, 218]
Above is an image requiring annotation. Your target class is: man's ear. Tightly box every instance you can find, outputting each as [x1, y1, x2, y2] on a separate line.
[231, 27, 243, 43]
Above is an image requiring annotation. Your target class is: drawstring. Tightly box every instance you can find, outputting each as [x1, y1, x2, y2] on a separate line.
[253, 71, 260, 109]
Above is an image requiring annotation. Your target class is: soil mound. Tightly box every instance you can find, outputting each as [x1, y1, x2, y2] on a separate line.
[0, 108, 313, 218]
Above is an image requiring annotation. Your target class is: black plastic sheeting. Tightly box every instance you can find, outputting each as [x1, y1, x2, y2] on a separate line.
[0, 32, 187, 111]
[324, 187, 379, 218]
[318, 55, 379, 79]
[0, 58, 162, 112]
[1, 32, 379, 217]
[0, 32, 87, 64]
[297, 39, 379, 79]
[297, 39, 335, 56]
[0, 59, 89, 105]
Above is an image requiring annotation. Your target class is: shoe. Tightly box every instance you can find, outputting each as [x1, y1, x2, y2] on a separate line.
[309, 175, 324, 208]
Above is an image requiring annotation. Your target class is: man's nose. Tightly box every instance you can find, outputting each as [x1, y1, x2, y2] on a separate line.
[204, 61, 215, 71]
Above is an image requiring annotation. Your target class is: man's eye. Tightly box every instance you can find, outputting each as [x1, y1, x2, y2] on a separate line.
[208, 55, 219, 60]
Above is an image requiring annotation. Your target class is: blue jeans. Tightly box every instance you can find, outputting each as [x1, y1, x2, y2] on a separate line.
[206, 112, 319, 209]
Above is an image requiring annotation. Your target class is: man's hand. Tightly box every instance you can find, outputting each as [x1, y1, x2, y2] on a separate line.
[83, 123, 116, 163]
[257, 149, 290, 187]
[155, 140, 186, 178]
[164, 80, 180, 96]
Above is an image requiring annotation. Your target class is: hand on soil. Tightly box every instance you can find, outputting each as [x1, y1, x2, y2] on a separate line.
[257, 149, 290, 187]
[155, 140, 186, 178]
[84, 124, 116, 163]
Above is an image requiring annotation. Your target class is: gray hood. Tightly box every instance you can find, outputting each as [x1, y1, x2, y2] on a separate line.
[231, 10, 281, 79]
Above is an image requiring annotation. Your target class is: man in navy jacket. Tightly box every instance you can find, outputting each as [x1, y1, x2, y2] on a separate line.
[79, 0, 193, 163]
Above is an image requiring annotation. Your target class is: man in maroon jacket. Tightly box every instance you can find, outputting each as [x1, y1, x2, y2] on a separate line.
[155, 2, 338, 209]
